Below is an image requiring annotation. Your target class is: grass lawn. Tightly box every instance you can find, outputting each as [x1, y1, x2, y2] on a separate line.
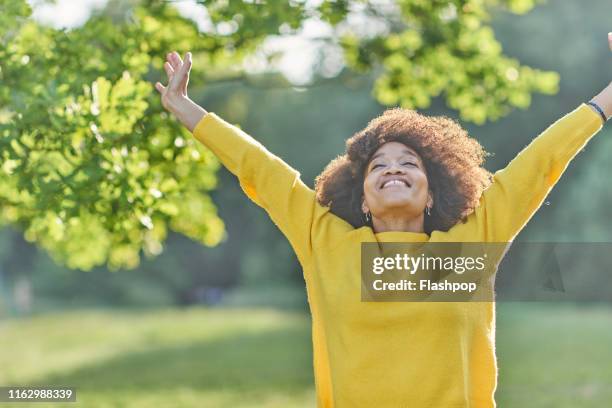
[0, 303, 611, 407]
[495, 303, 612, 407]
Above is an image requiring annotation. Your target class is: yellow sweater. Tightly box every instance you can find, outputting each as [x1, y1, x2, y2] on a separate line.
[192, 104, 603, 407]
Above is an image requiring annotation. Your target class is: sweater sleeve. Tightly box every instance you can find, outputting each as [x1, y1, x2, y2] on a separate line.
[441, 103, 604, 243]
[191, 112, 332, 267]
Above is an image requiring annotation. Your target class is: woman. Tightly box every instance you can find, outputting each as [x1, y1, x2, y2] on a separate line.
[155, 34, 611, 407]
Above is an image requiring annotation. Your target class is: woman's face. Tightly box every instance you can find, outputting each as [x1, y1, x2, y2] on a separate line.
[362, 141, 432, 220]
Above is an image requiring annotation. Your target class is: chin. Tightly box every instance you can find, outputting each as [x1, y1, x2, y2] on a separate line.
[379, 194, 414, 206]
[379, 198, 416, 211]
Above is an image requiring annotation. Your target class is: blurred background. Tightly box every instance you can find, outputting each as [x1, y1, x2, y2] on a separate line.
[1, 0, 611, 406]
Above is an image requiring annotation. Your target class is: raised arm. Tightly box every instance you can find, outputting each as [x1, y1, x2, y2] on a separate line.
[154, 51, 337, 266]
[441, 35, 612, 243]
[440, 102, 605, 244]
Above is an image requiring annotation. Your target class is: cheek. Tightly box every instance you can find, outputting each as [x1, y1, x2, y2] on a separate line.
[416, 172, 428, 188]
[408, 169, 428, 193]
[363, 173, 376, 193]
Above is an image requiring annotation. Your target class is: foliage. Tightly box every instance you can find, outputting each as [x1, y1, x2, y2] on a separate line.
[365, 0, 559, 124]
[0, 0, 227, 270]
[196, 0, 558, 123]
[0, 0, 560, 270]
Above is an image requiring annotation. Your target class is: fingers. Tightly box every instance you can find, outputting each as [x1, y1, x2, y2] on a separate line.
[155, 82, 166, 94]
[159, 51, 192, 97]
[168, 51, 192, 91]
[174, 51, 191, 95]
[180, 52, 192, 94]
[168, 51, 182, 71]
[182, 52, 192, 78]
[163, 61, 174, 76]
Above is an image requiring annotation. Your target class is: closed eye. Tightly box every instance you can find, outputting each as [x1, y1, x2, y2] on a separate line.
[371, 162, 416, 170]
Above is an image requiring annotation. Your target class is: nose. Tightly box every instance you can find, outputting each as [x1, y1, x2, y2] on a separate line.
[383, 163, 405, 174]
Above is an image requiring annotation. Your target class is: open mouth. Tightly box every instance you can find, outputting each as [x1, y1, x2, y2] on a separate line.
[380, 179, 411, 189]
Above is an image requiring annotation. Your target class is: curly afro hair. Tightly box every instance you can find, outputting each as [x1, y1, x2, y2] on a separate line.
[314, 108, 493, 234]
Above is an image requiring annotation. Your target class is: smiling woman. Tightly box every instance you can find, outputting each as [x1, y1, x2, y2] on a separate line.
[314, 108, 492, 233]
[155, 35, 611, 406]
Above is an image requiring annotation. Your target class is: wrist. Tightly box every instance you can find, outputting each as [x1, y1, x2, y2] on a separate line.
[590, 82, 612, 121]
[167, 95, 193, 117]
[169, 96, 207, 132]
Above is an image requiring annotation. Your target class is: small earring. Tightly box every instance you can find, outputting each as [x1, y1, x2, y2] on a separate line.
[425, 206, 431, 216]
[364, 211, 371, 222]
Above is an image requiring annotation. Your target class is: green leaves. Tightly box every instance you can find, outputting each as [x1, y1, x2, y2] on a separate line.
[0, 0, 224, 270]
[90, 74, 150, 135]
[1, 0, 560, 270]
[0, 0, 31, 38]
[341, 0, 559, 124]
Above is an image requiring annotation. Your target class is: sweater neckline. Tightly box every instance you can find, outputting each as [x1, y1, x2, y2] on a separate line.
[359, 226, 430, 242]
[375, 231, 430, 242]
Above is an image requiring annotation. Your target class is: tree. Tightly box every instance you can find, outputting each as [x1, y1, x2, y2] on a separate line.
[0, 0, 558, 270]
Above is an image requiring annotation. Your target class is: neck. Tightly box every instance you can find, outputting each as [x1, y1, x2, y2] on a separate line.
[371, 213, 425, 234]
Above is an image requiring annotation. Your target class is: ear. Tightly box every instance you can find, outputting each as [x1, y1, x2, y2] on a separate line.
[427, 191, 434, 208]
[361, 199, 369, 214]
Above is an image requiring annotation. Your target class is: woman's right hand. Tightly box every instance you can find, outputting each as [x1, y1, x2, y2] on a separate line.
[155, 51, 207, 132]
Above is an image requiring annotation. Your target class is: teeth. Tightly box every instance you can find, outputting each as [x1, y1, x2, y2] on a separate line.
[382, 180, 407, 188]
